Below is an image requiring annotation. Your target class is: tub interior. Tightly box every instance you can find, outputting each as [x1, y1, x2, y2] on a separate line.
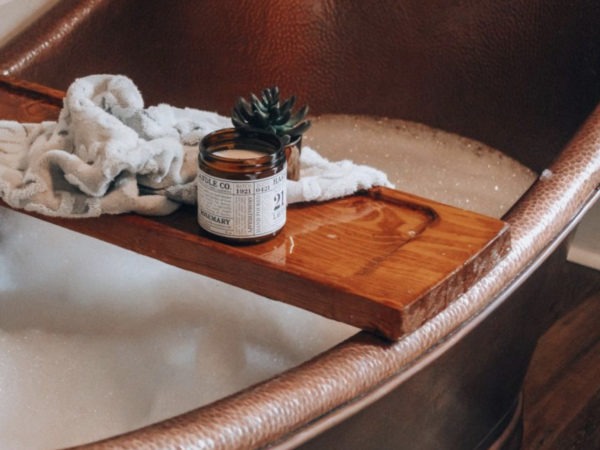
[1, 0, 598, 447]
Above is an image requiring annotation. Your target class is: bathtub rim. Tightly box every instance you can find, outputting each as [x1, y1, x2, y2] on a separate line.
[0, 0, 598, 446]
[53, 99, 597, 449]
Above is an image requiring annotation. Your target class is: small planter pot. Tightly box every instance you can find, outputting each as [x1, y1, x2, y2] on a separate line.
[285, 135, 302, 181]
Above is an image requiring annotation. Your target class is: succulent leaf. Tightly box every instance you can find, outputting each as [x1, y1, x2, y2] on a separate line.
[262, 89, 271, 105]
[231, 86, 311, 140]
[294, 104, 310, 121]
[274, 109, 292, 125]
[250, 93, 267, 112]
[239, 98, 253, 117]
[280, 96, 295, 114]
[231, 116, 246, 129]
[289, 120, 311, 136]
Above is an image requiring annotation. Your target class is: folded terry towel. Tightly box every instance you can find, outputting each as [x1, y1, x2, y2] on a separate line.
[0, 74, 391, 217]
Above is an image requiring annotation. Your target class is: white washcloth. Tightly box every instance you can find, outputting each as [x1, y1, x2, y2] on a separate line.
[286, 147, 392, 203]
[0, 74, 391, 217]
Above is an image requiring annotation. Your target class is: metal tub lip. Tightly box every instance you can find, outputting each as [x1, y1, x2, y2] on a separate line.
[0, 0, 598, 448]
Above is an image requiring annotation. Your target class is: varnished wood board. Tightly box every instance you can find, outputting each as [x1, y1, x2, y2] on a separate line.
[0, 77, 511, 339]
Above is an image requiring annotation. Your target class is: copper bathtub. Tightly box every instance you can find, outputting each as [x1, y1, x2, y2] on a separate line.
[1, 0, 599, 448]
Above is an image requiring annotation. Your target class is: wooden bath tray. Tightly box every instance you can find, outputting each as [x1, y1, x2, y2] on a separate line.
[0, 77, 511, 339]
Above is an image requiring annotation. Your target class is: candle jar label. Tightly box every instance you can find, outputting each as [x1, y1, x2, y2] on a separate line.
[197, 167, 287, 239]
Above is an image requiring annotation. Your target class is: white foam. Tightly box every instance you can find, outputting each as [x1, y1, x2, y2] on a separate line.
[306, 115, 536, 218]
[0, 0, 61, 48]
[0, 208, 356, 449]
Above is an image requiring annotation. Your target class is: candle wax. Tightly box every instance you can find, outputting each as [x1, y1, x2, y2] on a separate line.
[213, 149, 268, 159]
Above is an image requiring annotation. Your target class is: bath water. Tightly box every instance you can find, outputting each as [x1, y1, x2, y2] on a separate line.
[306, 115, 535, 218]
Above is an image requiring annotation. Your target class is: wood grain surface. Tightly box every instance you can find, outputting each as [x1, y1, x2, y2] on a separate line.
[523, 288, 600, 450]
[0, 76, 511, 339]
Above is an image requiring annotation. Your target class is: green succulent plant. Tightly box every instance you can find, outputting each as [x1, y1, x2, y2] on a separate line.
[231, 87, 311, 144]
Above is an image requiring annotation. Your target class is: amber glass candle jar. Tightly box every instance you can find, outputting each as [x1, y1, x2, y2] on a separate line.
[197, 128, 287, 244]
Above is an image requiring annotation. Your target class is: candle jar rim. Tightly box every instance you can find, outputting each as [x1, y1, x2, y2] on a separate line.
[200, 128, 285, 167]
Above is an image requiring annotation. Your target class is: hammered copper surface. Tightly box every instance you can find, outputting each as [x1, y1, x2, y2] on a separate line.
[0, 0, 598, 448]
[2, 0, 599, 172]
